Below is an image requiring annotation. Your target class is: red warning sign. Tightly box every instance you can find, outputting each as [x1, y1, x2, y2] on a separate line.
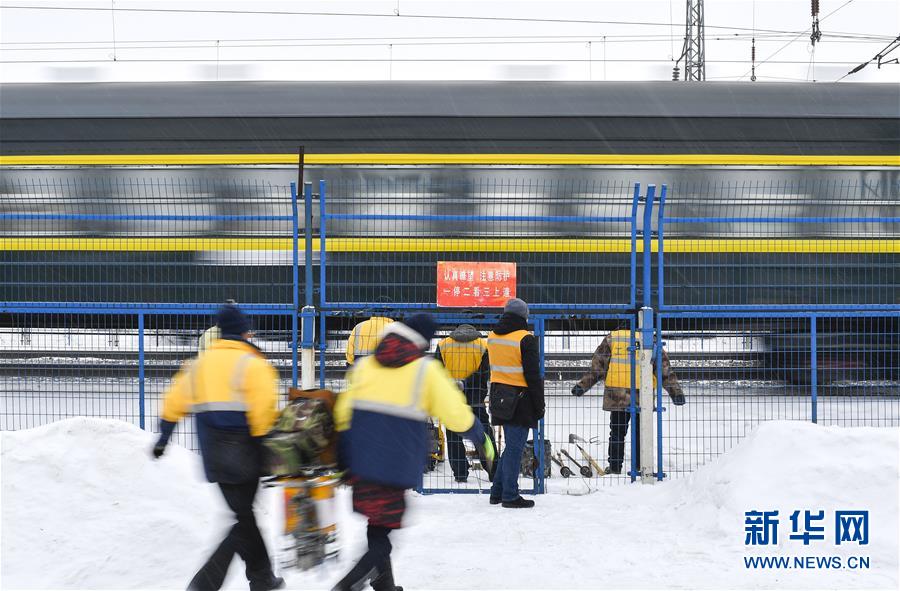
[437, 261, 517, 307]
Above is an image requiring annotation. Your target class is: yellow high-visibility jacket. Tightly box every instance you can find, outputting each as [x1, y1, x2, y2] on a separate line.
[345, 317, 394, 365]
[335, 354, 476, 488]
[162, 338, 279, 437]
[605, 329, 658, 390]
[435, 336, 488, 380]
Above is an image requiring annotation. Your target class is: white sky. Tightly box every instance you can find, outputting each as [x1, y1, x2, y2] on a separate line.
[1, 0, 898, 83]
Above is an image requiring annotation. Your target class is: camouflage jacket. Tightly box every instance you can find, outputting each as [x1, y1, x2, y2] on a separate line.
[575, 334, 684, 411]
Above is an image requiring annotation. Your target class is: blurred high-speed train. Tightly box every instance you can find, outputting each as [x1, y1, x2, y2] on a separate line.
[1, 81, 898, 310]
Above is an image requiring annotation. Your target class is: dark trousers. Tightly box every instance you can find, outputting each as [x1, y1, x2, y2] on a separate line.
[188, 480, 272, 591]
[489, 423, 529, 502]
[608, 409, 639, 472]
[447, 405, 495, 481]
[333, 525, 396, 591]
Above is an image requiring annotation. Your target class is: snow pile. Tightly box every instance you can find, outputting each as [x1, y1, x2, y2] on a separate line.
[1, 419, 229, 589]
[2, 419, 897, 590]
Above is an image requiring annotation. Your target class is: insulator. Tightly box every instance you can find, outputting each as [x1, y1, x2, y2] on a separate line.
[672, 66, 681, 81]
[812, 0, 820, 16]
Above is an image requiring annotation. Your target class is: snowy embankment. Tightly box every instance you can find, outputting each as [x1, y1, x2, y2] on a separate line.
[2, 418, 897, 590]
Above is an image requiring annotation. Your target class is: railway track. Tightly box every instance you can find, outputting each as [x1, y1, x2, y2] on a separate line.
[0, 348, 771, 381]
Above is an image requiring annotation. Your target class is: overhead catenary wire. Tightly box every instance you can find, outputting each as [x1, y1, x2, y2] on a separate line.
[2, 28, 892, 44]
[0, 33, 889, 62]
[0, 3, 881, 37]
[0, 57, 870, 65]
[2, 31, 891, 54]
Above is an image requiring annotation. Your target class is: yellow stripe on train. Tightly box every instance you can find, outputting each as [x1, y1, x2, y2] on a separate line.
[2, 238, 899, 254]
[1, 154, 899, 166]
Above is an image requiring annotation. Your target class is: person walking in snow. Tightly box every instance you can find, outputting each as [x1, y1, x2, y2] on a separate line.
[332, 314, 495, 591]
[570, 328, 685, 475]
[486, 298, 544, 508]
[434, 323, 496, 482]
[152, 303, 285, 591]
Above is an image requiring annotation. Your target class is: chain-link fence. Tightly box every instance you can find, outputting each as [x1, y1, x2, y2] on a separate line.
[0, 177, 300, 448]
[0, 177, 298, 305]
[2, 174, 898, 493]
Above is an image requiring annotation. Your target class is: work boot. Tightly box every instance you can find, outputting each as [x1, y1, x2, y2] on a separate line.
[489, 495, 501, 505]
[249, 574, 285, 591]
[371, 559, 403, 591]
[604, 465, 622, 475]
[501, 496, 535, 509]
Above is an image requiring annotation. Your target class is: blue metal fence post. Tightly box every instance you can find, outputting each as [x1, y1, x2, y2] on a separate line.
[633, 184, 656, 482]
[534, 316, 546, 494]
[291, 182, 300, 388]
[655, 313, 665, 481]
[138, 313, 145, 429]
[630, 183, 641, 309]
[304, 183, 314, 308]
[297, 183, 316, 389]
[656, 184, 667, 480]
[638, 306, 656, 483]
[627, 182, 644, 480]
[643, 185, 656, 310]
[319, 180, 327, 310]
[628, 323, 638, 482]
[319, 311, 327, 389]
[657, 185, 667, 310]
[318, 181, 327, 389]
[811, 315, 818, 423]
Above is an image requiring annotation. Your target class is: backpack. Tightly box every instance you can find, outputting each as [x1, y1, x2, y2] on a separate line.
[264, 389, 337, 477]
[520, 438, 552, 478]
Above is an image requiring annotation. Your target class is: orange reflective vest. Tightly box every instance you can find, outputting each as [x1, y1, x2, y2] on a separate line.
[605, 329, 657, 389]
[437, 336, 487, 380]
[486, 330, 529, 387]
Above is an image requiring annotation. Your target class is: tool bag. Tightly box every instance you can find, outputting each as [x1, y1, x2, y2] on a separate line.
[520, 438, 552, 478]
[424, 419, 444, 472]
[264, 389, 337, 477]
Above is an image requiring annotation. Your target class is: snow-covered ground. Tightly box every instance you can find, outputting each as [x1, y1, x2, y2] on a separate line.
[2, 418, 897, 590]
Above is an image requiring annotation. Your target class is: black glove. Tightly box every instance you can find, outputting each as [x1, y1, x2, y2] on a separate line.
[151, 438, 167, 459]
[671, 392, 686, 406]
[571, 384, 586, 397]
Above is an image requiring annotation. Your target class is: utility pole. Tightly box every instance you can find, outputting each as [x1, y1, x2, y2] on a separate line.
[672, 0, 705, 81]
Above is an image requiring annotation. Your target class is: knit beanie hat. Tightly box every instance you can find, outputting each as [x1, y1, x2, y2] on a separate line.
[503, 297, 529, 319]
[403, 313, 438, 344]
[216, 303, 251, 337]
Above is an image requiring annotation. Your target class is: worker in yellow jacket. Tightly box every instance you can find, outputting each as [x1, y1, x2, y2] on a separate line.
[570, 328, 684, 475]
[487, 298, 543, 509]
[435, 324, 496, 482]
[333, 314, 495, 591]
[345, 316, 394, 365]
[152, 303, 284, 591]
